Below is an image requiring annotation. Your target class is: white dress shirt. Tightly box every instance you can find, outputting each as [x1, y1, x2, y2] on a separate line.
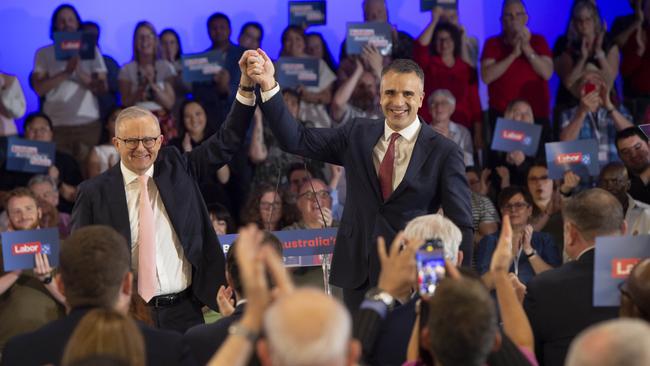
[372, 118, 421, 192]
[626, 195, 650, 236]
[121, 162, 191, 296]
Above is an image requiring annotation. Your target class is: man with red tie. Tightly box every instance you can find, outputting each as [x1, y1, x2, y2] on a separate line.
[245, 50, 473, 311]
[71, 50, 260, 332]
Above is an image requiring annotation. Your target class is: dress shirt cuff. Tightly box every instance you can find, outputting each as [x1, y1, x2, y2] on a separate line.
[360, 299, 389, 319]
[261, 83, 281, 103]
[236, 91, 256, 106]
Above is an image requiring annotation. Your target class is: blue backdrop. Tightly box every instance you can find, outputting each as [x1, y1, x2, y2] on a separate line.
[0, 0, 632, 127]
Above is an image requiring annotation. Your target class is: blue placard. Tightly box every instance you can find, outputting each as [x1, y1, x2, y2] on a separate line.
[1, 228, 60, 271]
[346, 22, 393, 56]
[181, 50, 224, 83]
[218, 228, 337, 267]
[639, 124, 650, 139]
[289, 1, 326, 27]
[491, 118, 542, 157]
[275, 57, 320, 89]
[421, 0, 458, 11]
[594, 235, 650, 307]
[53, 32, 96, 61]
[544, 139, 600, 180]
[5, 136, 55, 174]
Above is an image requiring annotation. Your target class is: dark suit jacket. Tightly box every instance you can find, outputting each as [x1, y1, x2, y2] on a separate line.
[184, 303, 260, 366]
[259, 92, 473, 289]
[524, 249, 619, 366]
[71, 100, 255, 309]
[0, 307, 196, 366]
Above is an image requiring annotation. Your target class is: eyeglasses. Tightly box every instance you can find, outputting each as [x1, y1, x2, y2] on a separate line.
[502, 202, 530, 212]
[116, 136, 160, 149]
[259, 202, 282, 210]
[298, 190, 331, 201]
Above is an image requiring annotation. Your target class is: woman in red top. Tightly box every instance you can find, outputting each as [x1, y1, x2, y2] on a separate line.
[621, 0, 650, 98]
[414, 10, 482, 146]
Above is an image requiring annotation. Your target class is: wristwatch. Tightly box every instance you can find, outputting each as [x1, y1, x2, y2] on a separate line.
[228, 322, 259, 343]
[41, 276, 53, 284]
[238, 84, 255, 92]
[525, 249, 537, 259]
[365, 288, 396, 311]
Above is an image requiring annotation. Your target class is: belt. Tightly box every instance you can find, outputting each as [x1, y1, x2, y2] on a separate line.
[147, 288, 191, 308]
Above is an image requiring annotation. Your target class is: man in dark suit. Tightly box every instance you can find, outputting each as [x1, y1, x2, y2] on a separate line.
[524, 189, 623, 366]
[184, 232, 282, 365]
[71, 51, 259, 332]
[243, 49, 473, 311]
[1, 226, 196, 366]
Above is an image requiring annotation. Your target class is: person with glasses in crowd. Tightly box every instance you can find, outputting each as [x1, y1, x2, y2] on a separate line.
[477, 186, 561, 288]
[241, 183, 296, 231]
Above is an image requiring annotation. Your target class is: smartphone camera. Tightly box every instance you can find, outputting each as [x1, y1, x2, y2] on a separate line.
[417, 238, 446, 296]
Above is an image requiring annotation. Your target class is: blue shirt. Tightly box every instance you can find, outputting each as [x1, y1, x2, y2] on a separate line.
[476, 230, 562, 285]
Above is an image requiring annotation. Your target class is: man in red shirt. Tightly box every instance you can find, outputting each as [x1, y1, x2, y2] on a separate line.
[481, 0, 554, 121]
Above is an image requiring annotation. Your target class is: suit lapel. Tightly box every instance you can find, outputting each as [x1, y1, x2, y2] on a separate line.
[361, 121, 385, 201]
[106, 164, 132, 246]
[388, 122, 436, 201]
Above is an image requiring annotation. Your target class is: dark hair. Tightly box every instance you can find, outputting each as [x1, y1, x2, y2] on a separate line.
[497, 185, 534, 210]
[430, 22, 462, 58]
[280, 25, 306, 57]
[207, 12, 231, 31]
[159, 28, 183, 61]
[616, 127, 649, 150]
[305, 32, 338, 71]
[240, 21, 264, 44]
[81, 21, 100, 40]
[50, 4, 81, 40]
[60, 226, 131, 308]
[241, 184, 297, 230]
[227, 232, 283, 295]
[381, 59, 425, 86]
[562, 188, 624, 242]
[428, 278, 497, 366]
[505, 98, 532, 114]
[281, 88, 301, 100]
[23, 112, 54, 132]
[208, 202, 235, 234]
[285, 162, 323, 183]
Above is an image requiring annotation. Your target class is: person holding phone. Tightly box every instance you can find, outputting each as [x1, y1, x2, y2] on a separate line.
[560, 69, 634, 164]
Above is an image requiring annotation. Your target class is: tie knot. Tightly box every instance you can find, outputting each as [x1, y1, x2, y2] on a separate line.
[138, 175, 149, 187]
[389, 132, 400, 143]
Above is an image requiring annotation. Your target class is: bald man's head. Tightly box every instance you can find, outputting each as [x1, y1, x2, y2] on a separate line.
[258, 289, 360, 366]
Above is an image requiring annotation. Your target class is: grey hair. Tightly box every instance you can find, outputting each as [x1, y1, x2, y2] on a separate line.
[562, 188, 624, 243]
[27, 174, 58, 192]
[428, 89, 456, 108]
[403, 214, 462, 264]
[114, 106, 160, 137]
[263, 289, 351, 366]
[566, 318, 650, 366]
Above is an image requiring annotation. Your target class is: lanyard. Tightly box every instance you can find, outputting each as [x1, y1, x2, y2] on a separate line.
[513, 245, 523, 277]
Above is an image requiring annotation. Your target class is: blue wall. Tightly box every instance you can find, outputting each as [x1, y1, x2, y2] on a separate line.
[0, 0, 633, 125]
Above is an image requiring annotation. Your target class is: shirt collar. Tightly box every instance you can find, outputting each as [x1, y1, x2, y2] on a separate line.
[383, 116, 420, 142]
[120, 162, 154, 186]
[576, 246, 595, 260]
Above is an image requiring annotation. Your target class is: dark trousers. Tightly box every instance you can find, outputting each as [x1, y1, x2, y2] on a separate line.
[149, 296, 204, 333]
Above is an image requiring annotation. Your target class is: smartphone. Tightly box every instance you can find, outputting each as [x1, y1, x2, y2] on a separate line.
[583, 82, 597, 95]
[417, 239, 446, 296]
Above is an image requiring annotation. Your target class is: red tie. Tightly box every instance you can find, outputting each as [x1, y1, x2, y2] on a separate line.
[379, 133, 400, 201]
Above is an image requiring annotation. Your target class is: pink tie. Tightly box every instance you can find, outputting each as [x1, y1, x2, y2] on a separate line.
[137, 175, 157, 302]
[378, 133, 400, 201]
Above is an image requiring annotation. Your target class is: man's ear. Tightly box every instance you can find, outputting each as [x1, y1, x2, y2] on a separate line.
[456, 250, 464, 268]
[256, 339, 273, 366]
[420, 325, 431, 351]
[123, 271, 133, 297]
[620, 220, 628, 236]
[347, 339, 362, 366]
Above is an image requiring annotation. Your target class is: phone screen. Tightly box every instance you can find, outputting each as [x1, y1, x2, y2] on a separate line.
[583, 82, 597, 95]
[417, 239, 446, 296]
